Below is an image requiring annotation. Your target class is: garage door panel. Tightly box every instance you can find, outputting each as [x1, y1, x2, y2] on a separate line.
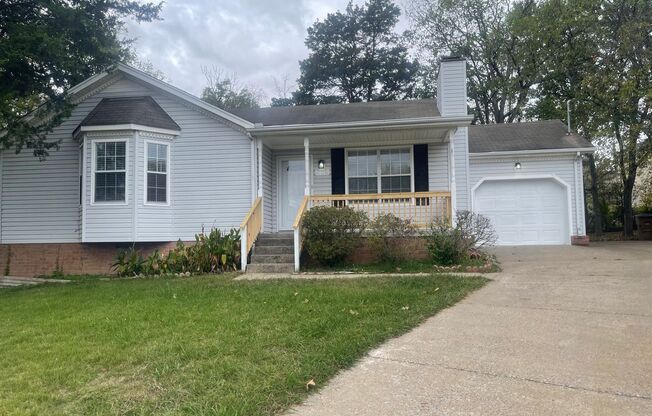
[474, 178, 569, 245]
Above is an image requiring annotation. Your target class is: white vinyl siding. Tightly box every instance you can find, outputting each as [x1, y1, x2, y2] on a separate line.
[429, 143, 449, 191]
[452, 127, 470, 211]
[1, 75, 252, 243]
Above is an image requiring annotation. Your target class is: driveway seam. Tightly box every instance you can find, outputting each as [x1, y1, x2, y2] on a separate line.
[463, 301, 652, 318]
[368, 355, 652, 401]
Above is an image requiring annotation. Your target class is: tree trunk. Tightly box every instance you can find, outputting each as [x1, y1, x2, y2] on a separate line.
[587, 154, 603, 235]
[623, 175, 636, 237]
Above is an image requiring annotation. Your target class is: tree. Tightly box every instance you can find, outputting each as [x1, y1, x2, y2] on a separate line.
[408, 0, 540, 123]
[526, 0, 652, 237]
[270, 74, 296, 107]
[200, 67, 262, 110]
[295, 0, 419, 104]
[0, 0, 162, 159]
[129, 58, 170, 83]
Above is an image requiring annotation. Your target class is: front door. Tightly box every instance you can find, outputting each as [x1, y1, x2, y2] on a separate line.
[279, 158, 305, 230]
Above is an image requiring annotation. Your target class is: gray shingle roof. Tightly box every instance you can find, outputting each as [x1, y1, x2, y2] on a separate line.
[469, 120, 593, 153]
[77, 96, 180, 132]
[229, 99, 440, 126]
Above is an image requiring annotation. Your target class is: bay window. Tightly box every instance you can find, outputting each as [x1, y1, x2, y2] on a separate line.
[347, 148, 412, 194]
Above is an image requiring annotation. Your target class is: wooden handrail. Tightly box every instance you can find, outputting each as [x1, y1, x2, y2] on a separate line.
[292, 195, 310, 229]
[309, 191, 451, 201]
[240, 197, 262, 229]
[310, 191, 452, 227]
[240, 197, 263, 270]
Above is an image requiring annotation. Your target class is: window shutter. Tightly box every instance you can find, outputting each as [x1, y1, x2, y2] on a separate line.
[413, 144, 429, 192]
[331, 148, 345, 195]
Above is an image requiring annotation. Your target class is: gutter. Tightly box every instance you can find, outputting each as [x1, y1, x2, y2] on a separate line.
[469, 147, 595, 157]
[247, 115, 474, 136]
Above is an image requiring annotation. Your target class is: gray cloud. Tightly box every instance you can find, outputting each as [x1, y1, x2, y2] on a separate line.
[124, 0, 357, 103]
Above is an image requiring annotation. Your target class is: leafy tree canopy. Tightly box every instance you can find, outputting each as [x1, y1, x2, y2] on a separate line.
[408, 0, 540, 124]
[0, 0, 162, 158]
[292, 0, 419, 105]
[200, 67, 262, 110]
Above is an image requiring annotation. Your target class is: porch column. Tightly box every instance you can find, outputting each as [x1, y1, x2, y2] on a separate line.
[257, 138, 263, 198]
[304, 137, 310, 195]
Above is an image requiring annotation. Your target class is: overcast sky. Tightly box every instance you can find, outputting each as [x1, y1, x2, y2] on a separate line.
[125, 0, 410, 105]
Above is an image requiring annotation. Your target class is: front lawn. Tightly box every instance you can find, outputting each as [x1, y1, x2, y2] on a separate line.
[0, 274, 485, 415]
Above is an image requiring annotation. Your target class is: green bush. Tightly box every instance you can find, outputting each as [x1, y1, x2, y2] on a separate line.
[425, 210, 497, 266]
[112, 246, 144, 277]
[302, 206, 368, 266]
[112, 228, 241, 277]
[426, 222, 465, 265]
[368, 213, 417, 264]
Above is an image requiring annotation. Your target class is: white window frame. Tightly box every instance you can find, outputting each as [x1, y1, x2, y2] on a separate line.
[143, 139, 171, 206]
[345, 146, 414, 194]
[91, 138, 128, 205]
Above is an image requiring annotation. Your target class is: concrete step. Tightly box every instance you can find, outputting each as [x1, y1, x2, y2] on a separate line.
[246, 263, 294, 273]
[251, 254, 294, 264]
[255, 236, 294, 246]
[254, 245, 294, 255]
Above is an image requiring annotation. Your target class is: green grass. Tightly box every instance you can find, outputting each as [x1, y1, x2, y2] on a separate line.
[304, 257, 500, 274]
[0, 273, 486, 415]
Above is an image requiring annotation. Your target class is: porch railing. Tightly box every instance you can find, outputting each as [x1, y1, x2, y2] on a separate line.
[310, 191, 452, 227]
[292, 196, 310, 272]
[240, 197, 262, 271]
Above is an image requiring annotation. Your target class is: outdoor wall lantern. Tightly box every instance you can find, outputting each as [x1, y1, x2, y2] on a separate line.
[514, 162, 522, 170]
[317, 159, 325, 169]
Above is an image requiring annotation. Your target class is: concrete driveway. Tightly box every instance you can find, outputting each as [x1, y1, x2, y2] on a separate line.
[288, 242, 652, 415]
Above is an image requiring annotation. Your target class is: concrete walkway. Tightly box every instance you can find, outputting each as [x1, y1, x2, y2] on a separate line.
[288, 242, 652, 415]
[0, 275, 69, 288]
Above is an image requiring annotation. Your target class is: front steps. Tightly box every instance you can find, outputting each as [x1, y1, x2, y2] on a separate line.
[246, 232, 295, 273]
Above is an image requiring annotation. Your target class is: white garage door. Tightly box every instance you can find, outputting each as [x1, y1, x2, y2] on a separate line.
[473, 178, 570, 245]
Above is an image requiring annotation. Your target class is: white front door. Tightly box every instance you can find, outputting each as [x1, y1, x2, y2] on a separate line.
[279, 158, 305, 230]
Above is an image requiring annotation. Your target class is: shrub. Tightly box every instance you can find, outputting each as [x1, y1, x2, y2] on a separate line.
[426, 222, 465, 265]
[112, 228, 241, 277]
[112, 246, 144, 277]
[302, 206, 368, 266]
[368, 213, 417, 263]
[425, 210, 497, 266]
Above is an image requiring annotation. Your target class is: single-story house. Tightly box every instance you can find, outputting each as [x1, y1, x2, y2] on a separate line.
[0, 57, 593, 276]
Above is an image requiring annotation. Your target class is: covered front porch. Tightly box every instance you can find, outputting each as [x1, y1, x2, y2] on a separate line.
[240, 120, 462, 271]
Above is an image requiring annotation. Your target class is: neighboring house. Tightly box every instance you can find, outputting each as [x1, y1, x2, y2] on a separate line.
[0, 58, 593, 276]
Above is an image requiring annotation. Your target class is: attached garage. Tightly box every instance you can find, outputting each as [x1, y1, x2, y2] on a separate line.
[467, 121, 595, 246]
[473, 178, 571, 245]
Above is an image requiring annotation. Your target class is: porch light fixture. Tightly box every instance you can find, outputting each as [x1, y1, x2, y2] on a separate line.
[317, 159, 325, 169]
[514, 162, 522, 170]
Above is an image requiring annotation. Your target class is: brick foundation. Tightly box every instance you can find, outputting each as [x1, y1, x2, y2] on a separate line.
[346, 237, 430, 264]
[0, 242, 179, 277]
[571, 235, 590, 246]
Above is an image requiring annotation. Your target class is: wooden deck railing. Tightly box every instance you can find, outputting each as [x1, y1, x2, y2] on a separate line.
[310, 191, 452, 227]
[239, 197, 262, 271]
[292, 196, 310, 272]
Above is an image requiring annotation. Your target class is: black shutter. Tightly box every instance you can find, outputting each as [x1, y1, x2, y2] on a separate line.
[331, 148, 345, 195]
[413, 144, 429, 192]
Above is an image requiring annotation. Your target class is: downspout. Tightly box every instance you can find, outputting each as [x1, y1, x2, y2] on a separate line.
[573, 151, 582, 236]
